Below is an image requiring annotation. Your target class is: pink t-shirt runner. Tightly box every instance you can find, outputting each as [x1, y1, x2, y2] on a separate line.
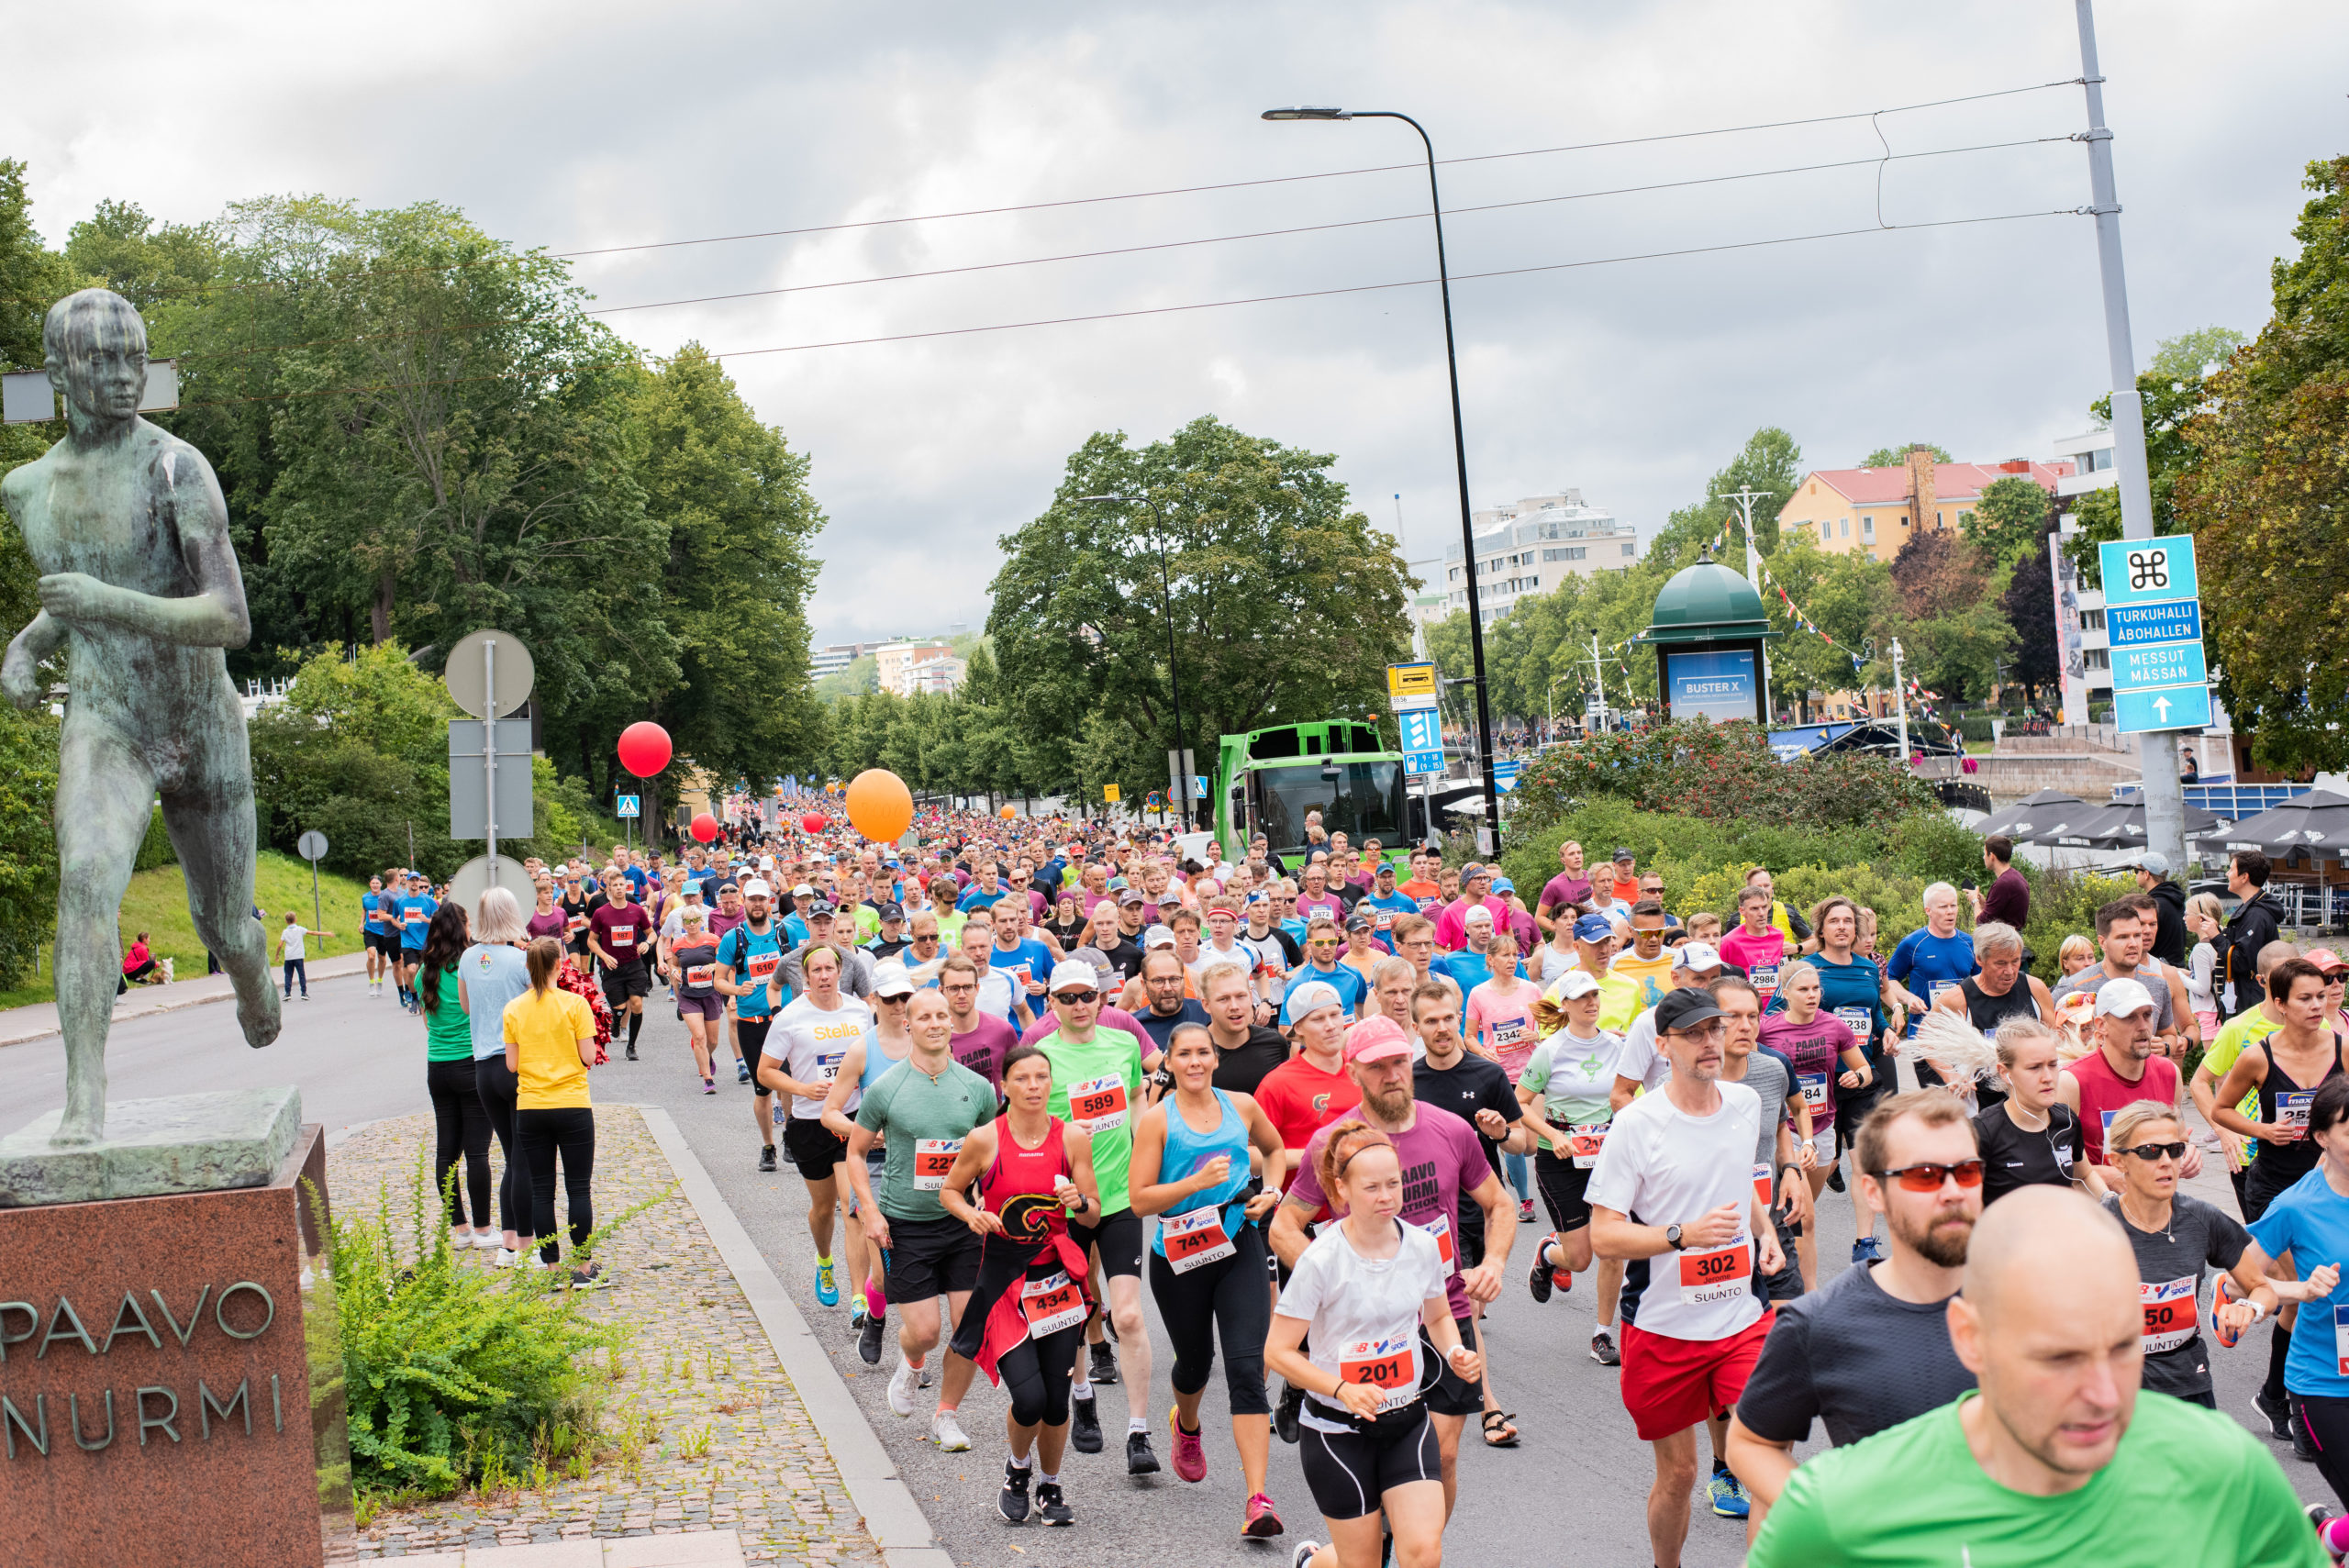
[1720, 925, 1790, 1000]
[1466, 978, 1543, 1082]
[1285, 1106, 1493, 1321]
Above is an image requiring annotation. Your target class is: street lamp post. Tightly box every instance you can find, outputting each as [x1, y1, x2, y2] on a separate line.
[1263, 106, 1501, 848]
[1078, 493, 1193, 829]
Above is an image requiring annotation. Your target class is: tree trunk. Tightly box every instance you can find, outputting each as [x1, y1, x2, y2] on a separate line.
[371, 565, 396, 645]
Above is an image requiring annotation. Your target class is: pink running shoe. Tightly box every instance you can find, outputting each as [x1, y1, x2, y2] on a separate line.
[1242, 1492, 1285, 1538]
[1169, 1406, 1207, 1483]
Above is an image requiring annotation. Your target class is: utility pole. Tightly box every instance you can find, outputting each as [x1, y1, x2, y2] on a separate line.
[1723, 486, 1776, 723]
[1587, 628, 1609, 732]
[2076, 0, 2186, 874]
[1892, 638, 1911, 762]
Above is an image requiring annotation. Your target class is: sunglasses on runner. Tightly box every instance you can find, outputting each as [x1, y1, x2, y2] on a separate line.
[1871, 1159, 1987, 1193]
[2116, 1140, 2190, 1162]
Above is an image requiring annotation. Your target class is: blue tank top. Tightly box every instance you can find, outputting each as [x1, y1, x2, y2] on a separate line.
[859, 1021, 910, 1096]
[720, 921, 789, 1019]
[1151, 1089, 1252, 1260]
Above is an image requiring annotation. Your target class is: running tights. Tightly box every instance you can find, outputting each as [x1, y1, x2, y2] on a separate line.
[2299, 1393, 2349, 1511]
[474, 1055, 525, 1236]
[999, 1323, 1082, 1429]
[425, 1058, 494, 1230]
[1145, 1221, 1272, 1416]
[518, 1106, 596, 1265]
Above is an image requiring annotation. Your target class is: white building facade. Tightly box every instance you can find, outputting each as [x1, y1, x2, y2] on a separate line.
[1439, 491, 1639, 624]
[2045, 428, 2118, 720]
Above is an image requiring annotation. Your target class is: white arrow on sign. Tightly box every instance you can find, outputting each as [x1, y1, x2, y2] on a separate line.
[2152, 695, 2173, 722]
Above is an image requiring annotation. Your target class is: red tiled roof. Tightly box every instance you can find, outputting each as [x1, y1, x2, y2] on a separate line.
[1803, 460, 2073, 506]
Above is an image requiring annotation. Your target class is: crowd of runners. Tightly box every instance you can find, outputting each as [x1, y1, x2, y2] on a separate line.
[398, 806, 2349, 1565]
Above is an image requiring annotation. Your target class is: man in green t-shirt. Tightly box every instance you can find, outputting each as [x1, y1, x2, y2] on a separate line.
[1751, 1185, 2321, 1567]
[1033, 961, 1158, 1476]
[846, 987, 996, 1454]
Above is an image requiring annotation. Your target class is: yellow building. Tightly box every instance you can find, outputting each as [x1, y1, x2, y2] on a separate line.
[1777, 447, 2071, 562]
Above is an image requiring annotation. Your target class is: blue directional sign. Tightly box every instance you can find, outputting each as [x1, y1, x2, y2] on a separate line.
[1192, 774, 1208, 799]
[2099, 537, 2199, 608]
[1399, 708, 1442, 752]
[2113, 685, 2212, 734]
[1493, 760, 1523, 794]
[615, 794, 640, 818]
[2106, 599, 2201, 647]
[2110, 639, 2209, 693]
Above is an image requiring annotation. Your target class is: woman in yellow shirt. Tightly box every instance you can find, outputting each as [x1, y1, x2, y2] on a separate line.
[503, 937, 604, 1288]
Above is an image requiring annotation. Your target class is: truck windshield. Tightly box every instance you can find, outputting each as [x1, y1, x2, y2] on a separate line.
[1254, 760, 1405, 854]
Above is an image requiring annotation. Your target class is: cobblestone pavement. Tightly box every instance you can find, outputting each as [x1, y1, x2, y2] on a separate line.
[326, 1106, 881, 1565]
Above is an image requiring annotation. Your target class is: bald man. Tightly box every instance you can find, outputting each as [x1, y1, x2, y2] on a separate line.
[1751, 1185, 2320, 1565]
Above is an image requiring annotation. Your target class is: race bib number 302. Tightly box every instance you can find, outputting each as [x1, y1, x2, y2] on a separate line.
[1678, 1235, 1753, 1306]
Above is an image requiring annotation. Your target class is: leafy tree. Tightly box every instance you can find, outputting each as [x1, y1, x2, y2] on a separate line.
[1964, 474, 2054, 567]
[1998, 545, 2060, 706]
[2182, 158, 2349, 768]
[1707, 426, 1801, 556]
[989, 416, 1412, 799]
[61, 200, 220, 314]
[2064, 325, 2248, 584]
[279, 640, 460, 757]
[1860, 442, 1951, 467]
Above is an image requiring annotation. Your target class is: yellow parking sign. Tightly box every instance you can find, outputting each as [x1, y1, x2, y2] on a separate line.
[1388, 662, 1437, 701]
[1104, 784, 1121, 803]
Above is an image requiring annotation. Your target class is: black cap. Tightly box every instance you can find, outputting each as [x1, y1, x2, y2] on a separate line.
[809, 898, 837, 917]
[1653, 988, 1725, 1035]
[879, 901, 905, 922]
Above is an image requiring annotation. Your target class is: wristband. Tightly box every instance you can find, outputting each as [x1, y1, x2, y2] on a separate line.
[2250, 1300, 2270, 1324]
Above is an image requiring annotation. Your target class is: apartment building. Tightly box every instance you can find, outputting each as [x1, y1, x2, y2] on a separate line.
[1778, 448, 2072, 562]
[1440, 490, 1640, 624]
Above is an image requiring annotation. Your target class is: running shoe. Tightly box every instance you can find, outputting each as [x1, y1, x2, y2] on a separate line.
[758, 1144, 777, 1173]
[625, 1044, 638, 1062]
[816, 1260, 841, 1307]
[1170, 1407, 1206, 1483]
[1826, 1163, 1845, 1193]
[1851, 1237, 1884, 1265]
[1035, 1481, 1074, 1527]
[1126, 1428, 1160, 1475]
[475, 1231, 503, 1251]
[1292, 1541, 1321, 1568]
[568, 1262, 608, 1291]
[1275, 1381, 1304, 1444]
[1242, 1493, 1285, 1539]
[858, 1307, 887, 1366]
[1708, 1472, 1750, 1518]
[1588, 1328, 1620, 1366]
[702, 1077, 717, 1095]
[2255, 1385, 2296, 1442]
[1517, 1196, 1536, 1224]
[887, 1358, 918, 1418]
[737, 1061, 752, 1084]
[1089, 1340, 1119, 1386]
[1529, 1243, 1554, 1303]
[1070, 1394, 1103, 1454]
[494, 1247, 520, 1269]
[932, 1411, 971, 1451]
[998, 1460, 1031, 1524]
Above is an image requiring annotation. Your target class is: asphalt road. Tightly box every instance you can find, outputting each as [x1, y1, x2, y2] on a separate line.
[0, 971, 2327, 1566]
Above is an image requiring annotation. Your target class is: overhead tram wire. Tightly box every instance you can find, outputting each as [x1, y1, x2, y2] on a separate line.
[155, 135, 2077, 367]
[6, 73, 2089, 317]
[173, 205, 2076, 411]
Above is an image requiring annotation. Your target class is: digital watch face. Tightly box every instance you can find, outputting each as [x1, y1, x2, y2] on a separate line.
[997, 1192, 1061, 1246]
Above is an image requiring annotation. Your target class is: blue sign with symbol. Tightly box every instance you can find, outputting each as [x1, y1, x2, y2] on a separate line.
[2106, 599, 2202, 647]
[1192, 775, 1208, 799]
[1398, 708, 1442, 753]
[615, 794, 640, 818]
[1493, 760, 1522, 793]
[2112, 685, 2212, 734]
[2110, 639, 2209, 694]
[2098, 537, 2199, 608]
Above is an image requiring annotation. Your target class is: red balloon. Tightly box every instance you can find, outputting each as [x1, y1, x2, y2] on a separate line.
[617, 721, 672, 778]
[800, 812, 829, 834]
[689, 812, 718, 843]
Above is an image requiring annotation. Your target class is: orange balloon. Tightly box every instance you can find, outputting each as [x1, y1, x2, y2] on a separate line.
[1000, 805, 1017, 819]
[845, 768, 914, 843]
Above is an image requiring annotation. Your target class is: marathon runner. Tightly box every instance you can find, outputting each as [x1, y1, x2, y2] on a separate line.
[1031, 962, 1158, 1475]
[760, 944, 872, 1309]
[1751, 1185, 2321, 1566]
[842, 979, 995, 1454]
[1973, 1015, 2106, 1206]
[1130, 1022, 1288, 1538]
[669, 904, 724, 1094]
[1728, 1091, 1981, 1533]
[396, 871, 438, 1014]
[1755, 961, 1870, 1287]
[718, 879, 790, 1168]
[938, 1043, 1102, 1528]
[1718, 886, 1788, 1006]
[1274, 1017, 1514, 1517]
[362, 873, 395, 997]
[1269, 1120, 1480, 1568]
[1517, 973, 1629, 1362]
[1780, 896, 1893, 1262]
[2195, 936, 2299, 1208]
[2243, 1073, 2349, 1525]
[586, 869, 651, 1061]
[823, 964, 919, 1356]
[1589, 986, 1785, 1568]
[1884, 883, 1979, 1086]
[2059, 979, 2197, 1182]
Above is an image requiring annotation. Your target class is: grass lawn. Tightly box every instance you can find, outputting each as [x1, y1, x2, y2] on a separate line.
[0, 851, 376, 1010]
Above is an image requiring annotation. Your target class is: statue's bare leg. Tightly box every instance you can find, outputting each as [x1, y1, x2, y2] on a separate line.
[52, 724, 156, 1146]
[165, 781, 280, 1053]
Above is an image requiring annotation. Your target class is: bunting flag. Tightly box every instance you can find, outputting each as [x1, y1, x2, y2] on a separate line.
[1758, 566, 1868, 676]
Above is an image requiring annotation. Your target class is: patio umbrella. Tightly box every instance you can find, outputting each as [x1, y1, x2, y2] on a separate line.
[2196, 789, 2349, 855]
[1975, 789, 2087, 841]
[2053, 800, 2224, 851]
[2012, 800, 2110, 848]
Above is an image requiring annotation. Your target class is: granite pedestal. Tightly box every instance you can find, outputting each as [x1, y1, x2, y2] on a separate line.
[0, 1116, 349, 1567]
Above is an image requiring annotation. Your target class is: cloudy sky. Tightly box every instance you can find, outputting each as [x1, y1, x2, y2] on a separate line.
[8, 2, 2343, 645]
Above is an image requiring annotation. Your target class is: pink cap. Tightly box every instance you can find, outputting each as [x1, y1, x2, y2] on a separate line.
[1344, 1015, 1414, 1064]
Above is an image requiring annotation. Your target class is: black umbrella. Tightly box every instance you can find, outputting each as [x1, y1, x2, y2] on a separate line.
[1975, 790, 2087, 842]
[2198, 790, 2349, 855]
[2042, 800, 2224, 851]
[2013, 800, 2112, 848]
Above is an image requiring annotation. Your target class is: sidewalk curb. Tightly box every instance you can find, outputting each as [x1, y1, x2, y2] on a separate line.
[0, 951, 373, 1048]
[634, 1105, 952, 1568]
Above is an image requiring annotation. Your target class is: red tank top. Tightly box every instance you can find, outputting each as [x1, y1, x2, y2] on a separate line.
[980, 1114, 1072, 1249]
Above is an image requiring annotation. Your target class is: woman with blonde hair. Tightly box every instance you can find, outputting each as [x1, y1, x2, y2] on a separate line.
[462, 885, 536, 1265]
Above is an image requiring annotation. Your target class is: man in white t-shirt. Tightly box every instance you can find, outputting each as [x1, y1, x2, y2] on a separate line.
[1589, 986, 1785, 1568]
[1607, 941, 1726, 1106]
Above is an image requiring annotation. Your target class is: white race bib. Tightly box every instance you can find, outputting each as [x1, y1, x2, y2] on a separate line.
[1798, 1073, 1830, 1113]
[1833, 1006, 1872, 1040]
[1019, 1271, 1087, 1340]
[2278, 1091, 2314, 1140]
[1067, 1074, 1130, 1135]
[815, 1051, 845, 1084]
[2141, 1275, 2198, 1354]
[913, 1137, 962, 1191]
[1337, 1335, 1418, 1412]
[1677, 1232, 1753, 1306]
[1410, 1209, 1455, 1267]
[1161, 1207, 1237, 1273]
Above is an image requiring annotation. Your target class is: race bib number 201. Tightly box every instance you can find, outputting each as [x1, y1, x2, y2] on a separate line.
[1337, 1336, 1417, 1412]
